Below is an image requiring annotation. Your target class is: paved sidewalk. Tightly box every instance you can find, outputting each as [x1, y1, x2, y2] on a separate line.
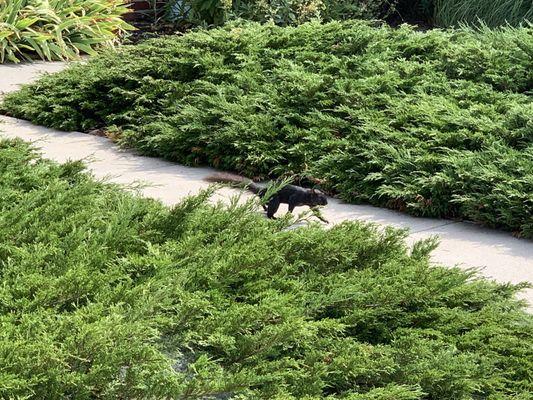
[0, 61, 66, 94]
[1, 61, 532, 309]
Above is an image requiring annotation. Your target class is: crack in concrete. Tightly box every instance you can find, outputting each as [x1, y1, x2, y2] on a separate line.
[410, 221, 460, 235]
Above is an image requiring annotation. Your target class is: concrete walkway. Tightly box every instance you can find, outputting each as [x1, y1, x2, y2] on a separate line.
[1, 61, 532, 309]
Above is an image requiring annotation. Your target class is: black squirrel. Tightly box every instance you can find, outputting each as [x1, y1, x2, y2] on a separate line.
[205, 173, 328, 219]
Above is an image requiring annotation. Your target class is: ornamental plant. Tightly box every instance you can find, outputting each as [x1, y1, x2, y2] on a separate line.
[2, 21, 532, 236]
[0, 0, 133, 63]
[0, 138, 531, 398]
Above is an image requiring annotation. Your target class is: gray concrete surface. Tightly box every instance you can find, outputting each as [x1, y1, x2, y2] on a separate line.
[0, 61, 66, 94]
[1, 61, 532, 309]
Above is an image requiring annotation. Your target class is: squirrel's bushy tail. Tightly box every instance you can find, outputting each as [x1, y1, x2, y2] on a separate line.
[204, 172, 262, 194]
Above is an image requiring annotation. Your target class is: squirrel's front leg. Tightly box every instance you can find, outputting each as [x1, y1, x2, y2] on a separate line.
[266, 197, 281, 219]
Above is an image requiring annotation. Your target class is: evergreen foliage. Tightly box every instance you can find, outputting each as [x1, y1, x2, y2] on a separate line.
[2, 21, 532, 236]
[0, 138, 532, 398]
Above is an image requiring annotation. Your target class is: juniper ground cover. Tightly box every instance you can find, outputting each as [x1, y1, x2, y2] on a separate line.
[2, 21, 532, 237]
[0, 138, 532, 398]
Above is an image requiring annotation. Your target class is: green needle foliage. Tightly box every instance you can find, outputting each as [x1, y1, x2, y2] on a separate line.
[0, 138, 532, 398]
[0, 0, 133, 63]
[2, 21, 532, 236]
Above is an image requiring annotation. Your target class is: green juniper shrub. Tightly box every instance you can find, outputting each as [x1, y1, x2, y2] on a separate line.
[0, 138, 532, 398]
[2, 21, 532, 237]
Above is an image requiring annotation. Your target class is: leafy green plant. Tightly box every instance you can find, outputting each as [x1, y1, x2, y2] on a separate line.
[2, 21, 532, 236]
[0, 0, 133, 63]
[322, 0, 398, 21]
[0, 138, 531, 398]
[434, 0, 533, 27]
[231, 0, 323, 26]
[396, 0, 532, 27]
[170, 0, 232, 25]
[168, 0, 398, 26]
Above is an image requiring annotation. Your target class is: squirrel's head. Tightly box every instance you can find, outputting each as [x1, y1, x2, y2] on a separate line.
[309, 188, 328, 206]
